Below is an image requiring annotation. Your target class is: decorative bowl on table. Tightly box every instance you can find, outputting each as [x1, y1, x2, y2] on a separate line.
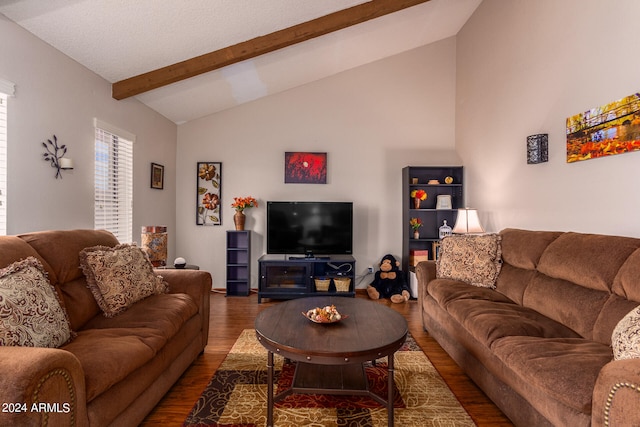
[302, 304, 347, 323]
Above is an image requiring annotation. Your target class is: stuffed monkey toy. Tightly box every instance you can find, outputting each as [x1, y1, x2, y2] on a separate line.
[367, 254, 410, 303]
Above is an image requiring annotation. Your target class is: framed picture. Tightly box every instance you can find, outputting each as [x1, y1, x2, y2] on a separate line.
[151, 163, 164, 189]
[284, 152, 327, 184]
[567, 92, 640, 163]
[196, 162, 222, 226]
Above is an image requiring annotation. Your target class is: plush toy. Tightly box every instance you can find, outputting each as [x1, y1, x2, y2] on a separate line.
[367, 254, 411, 303]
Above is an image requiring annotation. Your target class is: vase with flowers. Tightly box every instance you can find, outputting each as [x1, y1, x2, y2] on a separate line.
[410, 217, 422, 239]
[410, 189, 427, 209]
[231, 196, 258, 230]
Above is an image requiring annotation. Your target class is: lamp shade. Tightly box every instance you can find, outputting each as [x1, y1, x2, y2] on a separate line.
[452, 208, 484, 234]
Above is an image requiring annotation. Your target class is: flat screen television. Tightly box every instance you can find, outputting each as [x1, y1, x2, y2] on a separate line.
[266, 201, 353, 257]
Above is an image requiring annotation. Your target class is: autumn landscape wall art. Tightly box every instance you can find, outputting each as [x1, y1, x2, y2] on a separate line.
[566, 92, 640, 163]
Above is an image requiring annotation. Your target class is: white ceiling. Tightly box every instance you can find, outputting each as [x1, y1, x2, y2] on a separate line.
[0, 0, 482, 124]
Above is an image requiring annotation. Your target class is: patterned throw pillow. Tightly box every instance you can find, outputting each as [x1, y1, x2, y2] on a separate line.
[436, 234, 503, 288]
[0, 257, 72, 347]
[79, 244, 168, 318]
[612, 305, 640, 360]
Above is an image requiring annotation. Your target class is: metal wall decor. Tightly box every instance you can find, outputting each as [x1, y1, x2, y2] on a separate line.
[42, 134, 73, 178]
[196, 162, 222, 225]
[527, 134, 549, 164]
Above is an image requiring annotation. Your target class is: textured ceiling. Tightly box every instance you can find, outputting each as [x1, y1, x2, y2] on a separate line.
[0, 0, 482, 124]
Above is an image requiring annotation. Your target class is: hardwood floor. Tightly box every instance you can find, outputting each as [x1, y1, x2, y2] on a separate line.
[141, 291, 513, 426]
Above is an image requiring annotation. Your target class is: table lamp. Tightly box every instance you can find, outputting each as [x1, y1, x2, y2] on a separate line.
[452, 208, 484, 234]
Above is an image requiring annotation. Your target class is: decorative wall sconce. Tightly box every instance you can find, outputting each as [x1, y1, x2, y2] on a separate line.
[527, 134, 549, 164]
[42, 134, 73, 178]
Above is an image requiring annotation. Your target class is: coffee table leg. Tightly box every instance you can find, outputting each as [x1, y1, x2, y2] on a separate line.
[388, 353, 395, 427]
[267, 351, 274, 427]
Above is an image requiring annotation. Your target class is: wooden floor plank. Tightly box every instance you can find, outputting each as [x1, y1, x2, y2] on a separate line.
[140, 291, 513, 426]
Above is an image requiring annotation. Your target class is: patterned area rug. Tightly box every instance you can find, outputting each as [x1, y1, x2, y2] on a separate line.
[183, 329, 475, 426]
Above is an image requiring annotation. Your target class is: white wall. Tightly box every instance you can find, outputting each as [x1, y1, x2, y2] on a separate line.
[0, 15, 178, 257]
[456, 0, 640, 237]
[177, 38, 460, 288]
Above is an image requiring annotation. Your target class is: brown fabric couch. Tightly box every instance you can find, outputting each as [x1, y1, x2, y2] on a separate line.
[0, 229, 211, 426]
[417, 228, 640, 426]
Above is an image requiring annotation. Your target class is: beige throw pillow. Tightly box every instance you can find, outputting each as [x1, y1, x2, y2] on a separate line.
[0, 257, 72, 347]
[612, 305, 640, 360]
[436, 234, 502, 289]
[79, 244, 168, 318]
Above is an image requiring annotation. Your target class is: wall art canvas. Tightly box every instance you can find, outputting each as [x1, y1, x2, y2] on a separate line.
[566, 93, 640, 163]
[284, 152, 327, 184]
[196, 162, 222, 225]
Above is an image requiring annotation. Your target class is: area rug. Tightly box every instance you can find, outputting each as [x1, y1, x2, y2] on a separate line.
[183, 329, 475, 427]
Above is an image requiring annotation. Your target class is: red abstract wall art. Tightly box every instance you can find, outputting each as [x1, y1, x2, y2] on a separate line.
[284, 152, 327, 184]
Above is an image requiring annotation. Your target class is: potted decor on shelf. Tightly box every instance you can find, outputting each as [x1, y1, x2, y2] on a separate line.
[410, 189, 427, 209]
[410, 217, 422, 239]
[231, 196, 258, 230]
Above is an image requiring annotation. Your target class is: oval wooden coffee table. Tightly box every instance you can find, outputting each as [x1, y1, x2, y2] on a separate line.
[255, 296, 408, 427]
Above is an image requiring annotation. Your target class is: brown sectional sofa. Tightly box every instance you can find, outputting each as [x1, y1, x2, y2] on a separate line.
[0, 229, 211, 426]
[417, 228, 640, 426]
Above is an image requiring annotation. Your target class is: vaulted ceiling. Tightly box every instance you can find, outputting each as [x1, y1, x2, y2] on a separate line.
[0, 0, 481, 124]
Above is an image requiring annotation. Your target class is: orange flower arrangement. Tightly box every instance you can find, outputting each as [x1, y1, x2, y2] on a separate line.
[231, 196, 258, 212]
[410, 189, 427, 200]
[409, 218, 423, 230]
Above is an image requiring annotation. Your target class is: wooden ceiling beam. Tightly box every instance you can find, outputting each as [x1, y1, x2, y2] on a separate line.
[112, 0, 431, 100]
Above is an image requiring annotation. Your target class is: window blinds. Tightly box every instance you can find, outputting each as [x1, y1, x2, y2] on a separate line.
[0, 94, 7, 236]
[94, 126, 133, 243]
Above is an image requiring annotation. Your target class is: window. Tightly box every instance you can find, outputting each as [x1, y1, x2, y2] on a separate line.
[0, 94, 7, 236]
[0, 78, 14, 236]
[94, 119, 134, 243]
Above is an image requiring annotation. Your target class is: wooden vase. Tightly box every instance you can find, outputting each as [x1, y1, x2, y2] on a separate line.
[414, 198, 421, 209]
[233, 211, 246, 230]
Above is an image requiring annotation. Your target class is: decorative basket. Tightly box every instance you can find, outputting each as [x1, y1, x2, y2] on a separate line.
[314, 278, 331, 292]
[334, 277, 351, 292]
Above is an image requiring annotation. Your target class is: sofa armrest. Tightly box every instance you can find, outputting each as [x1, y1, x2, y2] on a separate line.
[0, 346, 88, 427]
[157, 269, 212, 347]
[592, 358, 640, 426]
[415, 260, 437, 305]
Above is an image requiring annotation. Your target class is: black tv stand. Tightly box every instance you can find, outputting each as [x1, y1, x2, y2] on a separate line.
[258, 254, 356, 303]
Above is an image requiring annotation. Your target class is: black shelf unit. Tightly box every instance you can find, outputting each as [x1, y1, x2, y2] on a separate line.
[402, 166, 464, 276]
[257, 254, 356, 303]
[226, 231, 251, 296]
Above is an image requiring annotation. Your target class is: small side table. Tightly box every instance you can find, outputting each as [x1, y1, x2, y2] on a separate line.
[157, 264, 200, 270]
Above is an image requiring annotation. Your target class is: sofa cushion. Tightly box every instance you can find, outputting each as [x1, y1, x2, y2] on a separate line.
[446, 298, 581, 347]
[611, 305, 640, 360]
[436, 234, 502, 288]
[0, 257, 72, 347]
[537, 232, 640, 293]
[79, 244, 168, 318]
[499, 229, 562, 270]
[427, 278, 514, 308]
[19, 229, 119, 285]
[593, 295, 640, 346]
[492, 336, 613, 414]
[65, 293, 199, 401]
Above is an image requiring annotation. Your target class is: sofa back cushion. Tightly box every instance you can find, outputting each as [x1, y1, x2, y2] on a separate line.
[0, 236, 56, 282]
[537, 232, 640, 293]
[19, 230, 120, 330]
[499, 229, 562, 270]
[612, 247, 640, 302]
[19, 229, 119, 285]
